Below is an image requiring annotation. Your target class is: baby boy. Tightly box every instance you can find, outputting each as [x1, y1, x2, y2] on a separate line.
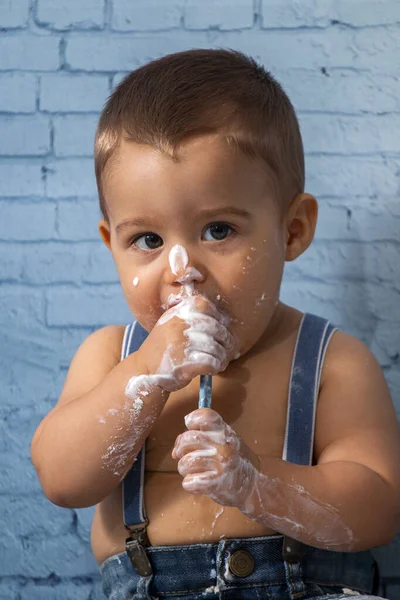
[32, 49, 400, 600]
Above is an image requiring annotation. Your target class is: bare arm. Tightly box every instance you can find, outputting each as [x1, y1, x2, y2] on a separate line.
[32, 296, 237, 509]
[31, 326, 168, 508]
[174, 332, 400, 551]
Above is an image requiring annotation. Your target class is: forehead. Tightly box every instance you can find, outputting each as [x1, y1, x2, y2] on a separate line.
[102, 134, 275, 221]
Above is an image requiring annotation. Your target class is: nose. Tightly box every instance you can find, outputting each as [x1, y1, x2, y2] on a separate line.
[174, 267, 203, 284]
[165, 244, 205, 287]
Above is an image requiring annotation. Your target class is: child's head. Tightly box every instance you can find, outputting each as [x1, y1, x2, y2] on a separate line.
[95, 48, 304, 219]
[96, 49, 317, 353]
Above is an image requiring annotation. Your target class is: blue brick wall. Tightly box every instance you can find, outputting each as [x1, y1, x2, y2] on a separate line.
[0, 1, 399, 598]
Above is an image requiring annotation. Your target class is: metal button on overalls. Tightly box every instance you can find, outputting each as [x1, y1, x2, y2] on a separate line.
[228, 550, 255, 577]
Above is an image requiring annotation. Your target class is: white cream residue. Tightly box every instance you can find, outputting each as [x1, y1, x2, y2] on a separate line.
[244, 472, 355, 550]
[133, 276, 139, 287]
[204, 585, 219, 594]
[255, 292, 267, 307]
[169, 244, 188, 276]
[210, 506, 224, 532]
[102, 413, 156, 477]
[177, 409, 354, 551]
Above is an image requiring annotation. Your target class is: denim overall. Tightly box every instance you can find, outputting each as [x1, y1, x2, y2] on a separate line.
[101, 313, 381, 600]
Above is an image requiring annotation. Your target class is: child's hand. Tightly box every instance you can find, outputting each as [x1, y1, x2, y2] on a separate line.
[172, 409, 259, 507]
[137, 297, 237, 393]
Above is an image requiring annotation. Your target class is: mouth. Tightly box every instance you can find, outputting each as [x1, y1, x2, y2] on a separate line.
[166, 296, 183, 309]
[161, 292, 186, 311]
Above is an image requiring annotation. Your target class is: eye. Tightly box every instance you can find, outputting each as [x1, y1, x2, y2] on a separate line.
[202, 222, 234, 242]
[132, 233, 163, 250]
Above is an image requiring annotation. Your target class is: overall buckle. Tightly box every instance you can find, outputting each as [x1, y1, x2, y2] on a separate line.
[125, 520, 153, 576]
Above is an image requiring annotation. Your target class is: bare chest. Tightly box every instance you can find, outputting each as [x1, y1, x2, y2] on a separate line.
[146, 345, 294, 472]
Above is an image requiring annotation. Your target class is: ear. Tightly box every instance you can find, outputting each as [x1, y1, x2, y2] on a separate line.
[285, 193, 318, 262]
[98, 218, 111, 250]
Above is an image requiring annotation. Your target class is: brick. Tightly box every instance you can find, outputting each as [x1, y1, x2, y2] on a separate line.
[0, 457, 43, 495]
[353, 27, 400, 73]
[65, 32, 209, 71]
[0, 115, 50, 156]
[0, 73, 37, 113]
[19, 241, 88, 284]
[0, 34, 60, 71]
[14, 241, 117, 284]
[0, 496, 73, 539]
[261, 0, 330, 27]
[20, 583, 92, 600]
[370, 321, 400, 368]
[0, 582, 19, 600]
[261, 0, 400, 28]
[315, 200, 400, 244]
[306, 156, 400, 197]
[0, 353, 56, 400]
[0, 285, 45, 330]
[278, 69, 400, 114]
[112, 71, 129, 89]
[0, 0, 29, 28]
[36, 0, 104, 30]
[281, 280, 400, 336]
[334, 0, 400, 26]
[53, 115, 98, 157]
[300, 114, 400, 155]
[76, 506, 95, 543]
[57, 199, 102, 240]
[0, 161, 44, 197]
[46, 285, 132, 326]
[184, 0, 253, 29]
[0, 243, 23, 281]
[46, 159, 97, 198]
[40, 74, 109, 113]
[112, 0, 182, 31]
[200, 27, 400, 73]
[85, 241, 119, 283]
[286, 241, 400, 284]
[0, 200, 55, 240]
[0, 530, 98, 577]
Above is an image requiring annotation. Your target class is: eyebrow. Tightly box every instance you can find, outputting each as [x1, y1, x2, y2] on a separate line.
[115, 207, 251, 235]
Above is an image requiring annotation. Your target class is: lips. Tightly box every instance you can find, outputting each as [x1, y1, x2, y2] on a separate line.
[167, 296, 183, 309]
[161, 293, 186, 311]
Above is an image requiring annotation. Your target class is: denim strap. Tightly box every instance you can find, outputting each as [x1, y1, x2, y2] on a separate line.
[121, 313, 336, 530]
[281, 313, 336, 599]
[121, 321, 149, 529]
[283, 313, 336, 466]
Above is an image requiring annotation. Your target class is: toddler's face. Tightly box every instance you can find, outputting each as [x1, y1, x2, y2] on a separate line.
[100, 134, 288, 357]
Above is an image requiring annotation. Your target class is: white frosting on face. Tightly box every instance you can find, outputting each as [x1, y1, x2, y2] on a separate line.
[169, 245, 189, 276]
[133, 277, 139, 287]
[167, 244, 205, 303]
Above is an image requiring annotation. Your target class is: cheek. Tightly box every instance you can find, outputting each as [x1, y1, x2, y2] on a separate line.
[227, 246, 283, 307]
[118, 265, 161, 327]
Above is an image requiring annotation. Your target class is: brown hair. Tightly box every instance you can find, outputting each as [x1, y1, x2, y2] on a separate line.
[95, 48, 304, 219]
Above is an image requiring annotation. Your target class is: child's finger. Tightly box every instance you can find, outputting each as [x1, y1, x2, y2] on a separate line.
[184, 408, 226, 432]
[172, 430, 222, 460]
[182, 471, 220, 494]
[177, 452, 219, 477]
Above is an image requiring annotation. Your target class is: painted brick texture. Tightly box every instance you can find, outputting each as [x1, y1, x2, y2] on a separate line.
[0, 0, 399, 598]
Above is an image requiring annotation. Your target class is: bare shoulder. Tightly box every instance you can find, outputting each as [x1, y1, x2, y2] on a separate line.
[314, 330, 400, 483]
[56, 325, 126, 408]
